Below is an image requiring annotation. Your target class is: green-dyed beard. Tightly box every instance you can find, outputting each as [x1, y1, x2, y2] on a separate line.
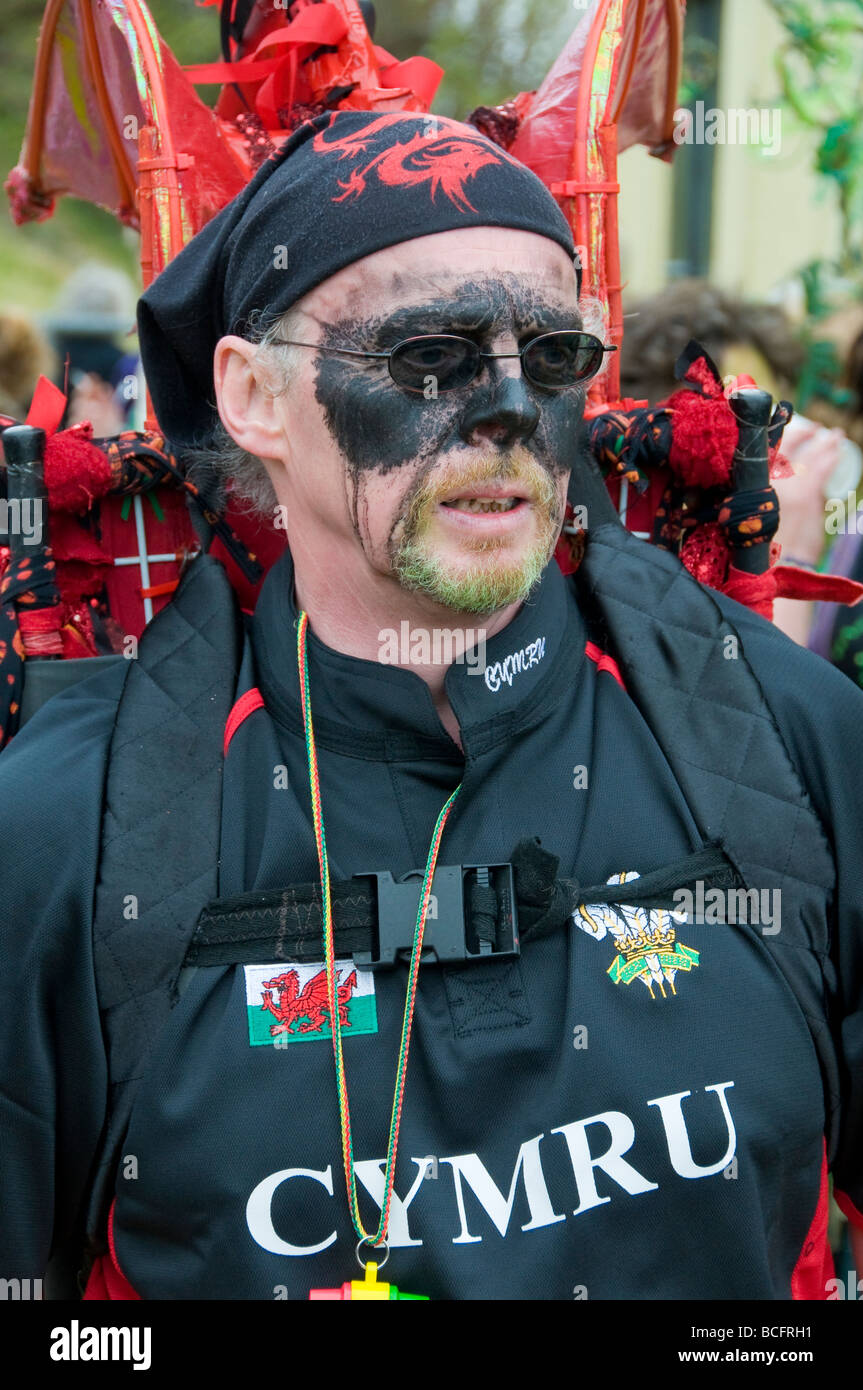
[395, 540, 551, 614]
[388, 450, 564, 615]
[394, 499, 562, 613]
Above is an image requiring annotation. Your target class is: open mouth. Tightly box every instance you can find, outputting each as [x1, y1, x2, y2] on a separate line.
[440, 496, 524, 514]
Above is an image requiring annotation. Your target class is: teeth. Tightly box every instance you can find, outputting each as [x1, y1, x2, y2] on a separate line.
[446, 497, 519, 513]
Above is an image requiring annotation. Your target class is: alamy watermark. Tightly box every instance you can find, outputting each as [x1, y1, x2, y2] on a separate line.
[50, 1321, 151, 1371]
[672, 881, 781, 936]
[0, 1276, 42, 1299]
[673, 102, 782, 156]
[826, 491, 863, 534]
[379, 622, 487, 674]
[826, 1270, 862, 1299]
[0, 497, 43, 545]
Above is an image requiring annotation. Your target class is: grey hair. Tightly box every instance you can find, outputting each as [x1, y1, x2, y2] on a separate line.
[182, 304, 307, 520]
[577, 293, 610, 352]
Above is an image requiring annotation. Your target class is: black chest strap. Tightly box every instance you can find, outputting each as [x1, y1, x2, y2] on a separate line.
[184, 840, 737, 968]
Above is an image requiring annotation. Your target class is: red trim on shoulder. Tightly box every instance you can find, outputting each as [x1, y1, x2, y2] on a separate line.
[224, 686, 265, 757]
[790, 1141, 835, 1300]
[82, 1200, 141, 1301]
[584, 640, 626, 690]
[835, 1189, 863, 1230]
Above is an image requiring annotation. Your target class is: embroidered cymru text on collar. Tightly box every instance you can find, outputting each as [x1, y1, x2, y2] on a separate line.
[484, 636, 547, 693]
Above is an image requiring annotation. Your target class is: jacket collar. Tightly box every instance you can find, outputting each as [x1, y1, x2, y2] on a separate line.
[251, 547, 585, 755]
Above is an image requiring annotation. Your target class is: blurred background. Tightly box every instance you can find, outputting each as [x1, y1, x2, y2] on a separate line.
[2, 0, 862, 637]
[0, 0, 859, 313]
[3, 0, 863, 448]
[2, 0, 863, 622]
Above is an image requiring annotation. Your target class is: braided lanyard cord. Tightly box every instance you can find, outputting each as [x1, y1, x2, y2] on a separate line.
[297, 612, 461, 1248]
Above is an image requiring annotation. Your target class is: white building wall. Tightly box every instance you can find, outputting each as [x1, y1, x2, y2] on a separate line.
[617, 0, 844, 301]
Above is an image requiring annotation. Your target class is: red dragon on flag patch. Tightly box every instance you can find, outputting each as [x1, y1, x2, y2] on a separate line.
[262, 966, 356, 1036]
[244, 961, 378, 1046]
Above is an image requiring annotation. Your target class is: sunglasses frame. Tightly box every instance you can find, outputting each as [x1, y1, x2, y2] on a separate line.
[268, 329, 618, 392]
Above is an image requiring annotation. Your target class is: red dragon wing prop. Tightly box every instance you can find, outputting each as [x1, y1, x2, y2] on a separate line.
[5, 0, 248, 282]
[510, 0, 685, 407]
[7, 0, 442, 289]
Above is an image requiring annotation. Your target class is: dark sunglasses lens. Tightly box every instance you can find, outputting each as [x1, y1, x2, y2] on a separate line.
[389, 336, 480, 391]
[523, 332, 604, 387]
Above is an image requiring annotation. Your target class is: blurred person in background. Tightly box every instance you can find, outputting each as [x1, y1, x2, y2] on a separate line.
[621, 278, 805, 406]
[806, 310, 863, 688]
[769, 416, 848, 646]
[43, 262, 140, 436]
[0, 310, 56, 421]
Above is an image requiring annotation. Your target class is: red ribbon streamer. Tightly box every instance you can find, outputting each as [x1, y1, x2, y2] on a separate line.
[723, 564, 863, 621]
[25, 375, 66, 435]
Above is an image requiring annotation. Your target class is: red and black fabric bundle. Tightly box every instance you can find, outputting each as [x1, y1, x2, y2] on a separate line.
[0, 414, 263, 747]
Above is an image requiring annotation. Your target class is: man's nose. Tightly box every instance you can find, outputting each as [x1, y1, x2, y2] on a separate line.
[457, 371, 541, 448]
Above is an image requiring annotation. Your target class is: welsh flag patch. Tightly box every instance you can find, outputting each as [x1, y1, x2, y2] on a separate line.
[244, 961, 378, 1047]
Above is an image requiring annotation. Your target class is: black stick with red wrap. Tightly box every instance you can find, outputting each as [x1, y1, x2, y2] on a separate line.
[0, 423, 62, 653]
[724, 387, 777, 575]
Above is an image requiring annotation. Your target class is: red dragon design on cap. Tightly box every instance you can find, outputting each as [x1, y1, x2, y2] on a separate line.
[312, 112, 521, 213]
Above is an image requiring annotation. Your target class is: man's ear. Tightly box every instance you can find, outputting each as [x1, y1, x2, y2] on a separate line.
[213, 335, 287, 460]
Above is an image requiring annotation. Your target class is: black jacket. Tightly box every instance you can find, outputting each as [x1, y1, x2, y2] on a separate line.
[1, 522, 862, 1299]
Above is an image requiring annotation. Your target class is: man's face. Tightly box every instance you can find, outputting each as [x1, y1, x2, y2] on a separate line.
[262, 227, 585, 615]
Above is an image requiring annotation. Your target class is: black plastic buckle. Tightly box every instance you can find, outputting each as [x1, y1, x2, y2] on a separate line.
[351, 862, 519, 969]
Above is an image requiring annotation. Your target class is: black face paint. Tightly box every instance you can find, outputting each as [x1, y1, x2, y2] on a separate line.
[137, 109, 579, 452]
[311, 275, 588, 483]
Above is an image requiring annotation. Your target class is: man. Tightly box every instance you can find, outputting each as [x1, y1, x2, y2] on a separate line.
[1, 111, 862, 1301]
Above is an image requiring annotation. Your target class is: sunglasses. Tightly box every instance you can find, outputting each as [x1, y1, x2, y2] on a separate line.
[268, 330, 618, 393]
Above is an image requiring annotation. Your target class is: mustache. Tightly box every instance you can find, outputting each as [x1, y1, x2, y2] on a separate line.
[402, 449, 560, 525]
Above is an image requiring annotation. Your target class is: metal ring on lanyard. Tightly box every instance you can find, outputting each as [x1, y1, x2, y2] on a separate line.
[356, 1235, 389, 1272]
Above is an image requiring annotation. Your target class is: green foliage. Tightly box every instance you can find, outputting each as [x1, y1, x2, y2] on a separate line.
[677, 34, 718, 108]
[767, 1, 863, 411]
[374, 0, 576, 120]
[793, 326, 855, 410]
[768, 0, 863, 275]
